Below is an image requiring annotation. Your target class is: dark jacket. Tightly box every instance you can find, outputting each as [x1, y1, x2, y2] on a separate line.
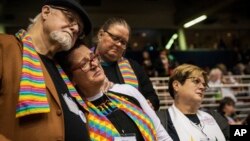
[101, 58, 160, 110]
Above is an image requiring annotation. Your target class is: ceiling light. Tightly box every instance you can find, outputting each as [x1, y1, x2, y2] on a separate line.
[184, 15, 207, 28]
[165, 33, 178, 49]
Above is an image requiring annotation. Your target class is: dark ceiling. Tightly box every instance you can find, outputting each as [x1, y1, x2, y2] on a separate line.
[0, 0, 249, 30]
[0, 0, 249, 51]
[174, 0, 250, 29]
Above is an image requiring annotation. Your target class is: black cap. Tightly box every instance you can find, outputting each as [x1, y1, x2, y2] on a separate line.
[44, 0, 92, 36]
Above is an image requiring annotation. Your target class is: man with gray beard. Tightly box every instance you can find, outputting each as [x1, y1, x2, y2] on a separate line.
[0, 0, 92, 141]
[50, 30, 73, 51]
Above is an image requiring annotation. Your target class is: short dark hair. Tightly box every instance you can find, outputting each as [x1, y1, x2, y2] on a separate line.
[55, 44, 83, 79]
[217, 97, 235, 115]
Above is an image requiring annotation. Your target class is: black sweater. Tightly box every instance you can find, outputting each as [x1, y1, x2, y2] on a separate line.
[101, 58, 160, 111]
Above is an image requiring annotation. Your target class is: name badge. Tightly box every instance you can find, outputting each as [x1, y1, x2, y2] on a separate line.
[114, 133, 136, 141]
[114, 136, 136, 141]
[200, 138, 216, 141]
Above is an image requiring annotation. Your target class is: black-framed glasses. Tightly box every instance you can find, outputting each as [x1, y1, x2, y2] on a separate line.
[71, 53, 99, 72]
[187, 77, 208, 90]
[104, 30, 128, 48]
[49, 5, 84, 39]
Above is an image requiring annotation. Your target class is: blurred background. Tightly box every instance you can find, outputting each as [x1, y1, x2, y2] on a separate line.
[1, 0, 250, 71]
[1, 0, 250, 124]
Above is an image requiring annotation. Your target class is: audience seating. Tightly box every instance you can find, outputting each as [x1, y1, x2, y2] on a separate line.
[150, 75, 250, 121]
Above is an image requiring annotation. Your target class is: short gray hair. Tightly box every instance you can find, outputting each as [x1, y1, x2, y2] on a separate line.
[27, 13, 41, 30]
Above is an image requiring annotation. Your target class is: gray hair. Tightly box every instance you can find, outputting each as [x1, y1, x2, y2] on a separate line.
[27, 13, 41, 31]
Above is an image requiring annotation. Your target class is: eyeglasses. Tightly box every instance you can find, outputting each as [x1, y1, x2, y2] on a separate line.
[187, 77, 208, 90]
[71, 53, 99, 72]
[104, 30, 128, 48]
[49, 5, 84, 38]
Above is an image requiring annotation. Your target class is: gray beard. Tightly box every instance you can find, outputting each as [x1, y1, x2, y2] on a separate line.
[50, 31, 73, 51]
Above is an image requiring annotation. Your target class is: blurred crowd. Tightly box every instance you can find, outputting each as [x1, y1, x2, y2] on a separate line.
[141, 49, 250, 78]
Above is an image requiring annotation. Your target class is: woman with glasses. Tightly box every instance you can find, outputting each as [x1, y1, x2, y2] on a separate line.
[57, 44, 173, 141]
[158, 64, 226, 141]
[93, 17, 160, 111]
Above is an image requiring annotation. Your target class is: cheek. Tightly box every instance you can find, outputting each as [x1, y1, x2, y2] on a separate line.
[182, 86, 195, 97]
[229, 107, 235, 112]
[98, 40, 110, 52]
[224, 106, 231, 112]
[73, 72, 88, 85]
[47, 19, 64, 30]
[99, 73, 106, 81]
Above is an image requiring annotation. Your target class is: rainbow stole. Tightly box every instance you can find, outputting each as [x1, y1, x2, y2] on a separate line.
[15, 29, 87, 118]
[57, 65, 87, 109]
[87, 92, 157, 141]
[118, 58, 138, 89]
[15, 30, 49, 118]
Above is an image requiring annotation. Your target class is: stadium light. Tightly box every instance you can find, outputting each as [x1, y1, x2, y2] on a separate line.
[184, 15, 207, 28]
[165, 33, 178, 49]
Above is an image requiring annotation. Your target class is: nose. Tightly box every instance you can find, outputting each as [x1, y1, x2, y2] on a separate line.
[114, 40, 122, 46]
[115, 42, 126, 51]
[198, 82, 207, 91]
[69, 23, 81, 37]
[89, 59, 99, 70]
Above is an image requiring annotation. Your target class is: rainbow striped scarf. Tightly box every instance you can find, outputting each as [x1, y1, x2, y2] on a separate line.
[87, 92, 157, 141]
[57, 65, 87, 109]
[15, 29, 87, 118]
[118, 58, 138, 89]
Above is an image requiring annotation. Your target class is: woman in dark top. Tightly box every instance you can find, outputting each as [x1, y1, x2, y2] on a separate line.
[93, 17, 159, 110]
[58, 45, 172, 141]
[217, 97, 242, 125]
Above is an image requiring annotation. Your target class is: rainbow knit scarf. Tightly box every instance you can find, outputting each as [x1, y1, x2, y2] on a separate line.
[56, 64, 87, 110]
[87, 92, 157, 141]
[118, 58, 138, 89]
[15, 29, 87, 118]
